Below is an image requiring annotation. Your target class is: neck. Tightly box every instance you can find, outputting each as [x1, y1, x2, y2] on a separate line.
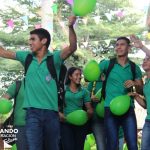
[69, 82, 78, 92]
[34, 47, 48, 63]
[147, 71, 150, 78]
[117, 55, 128, 66]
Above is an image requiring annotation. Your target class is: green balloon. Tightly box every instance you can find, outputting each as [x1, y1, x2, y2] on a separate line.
[110, 95, 130, 116]
[95, 88, 102, 99]
[66, 110, 88, 126]
[84, 140, 91, 150]
[123, 143, 128, 150]
[83, 60, 100, 82]
[96, 100, 104, 118]
[11, 144, 17, 150]
[87, 134, 95, 146]
[72, 0, 96, 16]
[0, 98, 12, 114]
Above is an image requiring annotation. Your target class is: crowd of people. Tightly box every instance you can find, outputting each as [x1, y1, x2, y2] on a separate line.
[0, 16, 150, 150]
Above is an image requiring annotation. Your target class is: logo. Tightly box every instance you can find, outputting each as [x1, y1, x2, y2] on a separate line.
[0, 127, 18, 145]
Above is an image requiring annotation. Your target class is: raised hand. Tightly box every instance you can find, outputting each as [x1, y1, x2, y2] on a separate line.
[130, 35, 143, 49]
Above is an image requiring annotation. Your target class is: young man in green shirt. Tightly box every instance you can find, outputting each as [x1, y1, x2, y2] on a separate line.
[99, 37, 143, 150]
[3, 80, 27, 150]
[0, 16, 77, 150]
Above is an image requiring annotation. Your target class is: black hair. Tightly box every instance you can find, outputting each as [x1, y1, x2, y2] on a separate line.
[65, 67, 81, 85]
[30, 28, 51, 48]
[116, 37, 130, 45]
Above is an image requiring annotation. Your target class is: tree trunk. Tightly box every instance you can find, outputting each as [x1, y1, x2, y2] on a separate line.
[41, 0, 53, 43]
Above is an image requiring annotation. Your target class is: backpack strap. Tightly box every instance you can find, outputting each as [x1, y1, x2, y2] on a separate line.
[101, 58, 116, 100]
[129, 60, 136, 80]
[24, 54, 33, 76]
[46, 56, 67, 112]
[9, 81, 22, 125]
[14, 81, 22, 104]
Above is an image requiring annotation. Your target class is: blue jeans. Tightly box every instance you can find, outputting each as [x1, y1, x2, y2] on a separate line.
[91, 116, 106, 150]
[104, 107, 138, 150]
[61, 122, 88, 150]
[141, 120, 150, 150]
[15, 126, 28, 150]
[119, 138, 124, 150]
[26, 108, 60, 150]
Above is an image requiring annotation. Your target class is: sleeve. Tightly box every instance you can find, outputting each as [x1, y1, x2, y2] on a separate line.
[6, 83, 16, 99]
[83, 88, 91, 103]
[135, 65, 142, 80]
[87, 82, 93, 92]
[99, 59, 109, 74]
[16, 51, 31, 66]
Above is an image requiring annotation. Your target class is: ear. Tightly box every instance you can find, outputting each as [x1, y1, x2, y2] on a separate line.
[69, 75, 72, 80]
[41, 38, 47, 45]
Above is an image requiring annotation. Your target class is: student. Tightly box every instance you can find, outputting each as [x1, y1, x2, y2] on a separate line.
[2, 80, 28, 150]
[128, 56, 150, 150]
[129, 35, 150, 150]
[60, 67, 93, 150]
[87, 80, 106, 150]
[88, 80, 124, 150]
[99, 37, 143, 150]
[0, 16, 77, 150]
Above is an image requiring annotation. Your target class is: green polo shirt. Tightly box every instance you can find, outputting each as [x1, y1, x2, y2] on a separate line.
[6, 81, 25, 126]
[16, 50, 63, 111]
[144, 78, 150, 120]
[99, 59, 142, 107]
[64, 86, 91, 116]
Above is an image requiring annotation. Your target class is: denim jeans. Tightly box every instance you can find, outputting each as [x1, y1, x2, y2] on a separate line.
[60, 122, 88, 150]
[26, 108, 60, 150]
[104, 107, 138, 150]
[15, 126, 28, 150]
[141, 120, 150, 150]
[91, 116, 106, 150]
[119, 137, 124, 150]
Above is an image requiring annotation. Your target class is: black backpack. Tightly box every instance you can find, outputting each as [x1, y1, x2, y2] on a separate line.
[100, 58, 136, 100]
[2, 81, 21, 145]
[24, 54, 67, 112]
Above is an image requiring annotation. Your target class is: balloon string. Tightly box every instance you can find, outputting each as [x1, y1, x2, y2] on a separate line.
[91, 81, 96, 96]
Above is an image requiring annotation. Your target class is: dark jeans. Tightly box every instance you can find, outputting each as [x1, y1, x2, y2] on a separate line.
[141, 120, 150, 150]
[15, 126, 28, 150]
[26, 108, 60, 150]
[104, 107, 138, 150]
[60, 122, 88, 150]
[91, 116, 106, 150]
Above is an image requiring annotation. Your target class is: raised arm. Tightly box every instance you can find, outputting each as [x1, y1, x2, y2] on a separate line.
[130, 35, 150, 57]
[0, 46, 16, 59]
[60, 16, 77, 60]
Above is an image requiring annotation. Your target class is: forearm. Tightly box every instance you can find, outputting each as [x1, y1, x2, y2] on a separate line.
[68, 26, 77, 52]
[0, 46, 16, 59]
[135, 95, 146, 109]
[85, 102, 93, 118]
[134, 80, 143, 95]
[140, 45, 150, 57]
[61, 26, 77, 59]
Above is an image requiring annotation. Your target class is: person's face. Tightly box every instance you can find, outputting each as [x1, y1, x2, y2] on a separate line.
[115, 39, 130, 57]
[29, 34, 46, 52]
[69, 69, 82, 85]
[142, 56, 150, 72]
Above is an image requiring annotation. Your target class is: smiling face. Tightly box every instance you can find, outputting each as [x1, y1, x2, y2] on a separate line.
[28, 34, 47, 53]
[142, 56, 150, 72]
[69, 69, 82, 85]
[115, 39, 130, 57]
